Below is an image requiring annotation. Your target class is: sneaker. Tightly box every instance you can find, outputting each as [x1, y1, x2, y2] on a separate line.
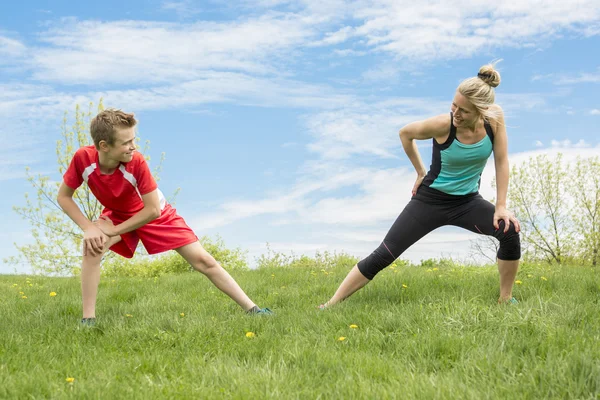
[247, 306, 274, 315]
[80, 317, 96, 327]
[498, 297, 519, 305]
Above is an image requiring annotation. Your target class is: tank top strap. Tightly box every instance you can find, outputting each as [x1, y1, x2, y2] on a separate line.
[449, 112, 457, 140]
[483, 119, 495, 144]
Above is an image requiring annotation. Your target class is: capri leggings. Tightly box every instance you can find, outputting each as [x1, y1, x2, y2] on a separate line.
[357, 185, 521, 280]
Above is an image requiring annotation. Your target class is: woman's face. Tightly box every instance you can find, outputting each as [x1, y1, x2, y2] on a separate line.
[451, 91, 480, 128]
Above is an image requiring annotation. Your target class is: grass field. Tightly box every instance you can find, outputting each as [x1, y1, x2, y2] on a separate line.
[1, 263, 599, 399]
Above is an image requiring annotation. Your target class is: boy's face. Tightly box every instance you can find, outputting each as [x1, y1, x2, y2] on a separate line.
[103, 126, 136, 163]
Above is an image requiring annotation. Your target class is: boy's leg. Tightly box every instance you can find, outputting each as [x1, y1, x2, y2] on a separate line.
[81, 235, 122, 318]
[175, 241, 256, 312]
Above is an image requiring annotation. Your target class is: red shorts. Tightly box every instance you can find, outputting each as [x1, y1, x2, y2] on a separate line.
[101, 204, 198, 258]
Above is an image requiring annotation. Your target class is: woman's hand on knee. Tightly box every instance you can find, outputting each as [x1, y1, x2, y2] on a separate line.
[493, 207, 520, 233]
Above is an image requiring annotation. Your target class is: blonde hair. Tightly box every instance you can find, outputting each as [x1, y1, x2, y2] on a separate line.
[457, 62, 501, 121]
[90, 108, 137, 148]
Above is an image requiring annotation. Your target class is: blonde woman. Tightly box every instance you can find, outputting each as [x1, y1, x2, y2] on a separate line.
[321, 64, 521, 308]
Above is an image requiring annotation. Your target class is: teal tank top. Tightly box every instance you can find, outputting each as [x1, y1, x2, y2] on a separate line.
[422, 113, 494, 196]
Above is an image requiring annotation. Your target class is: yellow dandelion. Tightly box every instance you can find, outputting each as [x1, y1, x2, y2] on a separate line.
[246, 332, 256, 338]
[66, 377, 75, 383]
[402, 284, 408, 288]
[28, 284, 33, 287]
[515, 280, 522, 285]
[426, 269, 432, 273]
[527, 274, 533, 278]
[125, 314, 133, 318]
[21, 296, 27, 299]
[541, 276, 548, 281]
[180, 313, 185, 317]
[349, 324, 358, 329]
[280, 286, 286, 289]
[337, 337, 346, 341]
[12, 284, 17, 287]
[433, 267, 439, 271]
[271, 274, 275, 278]
[19, 291, 24, 295]
[50, 292, 57, 297]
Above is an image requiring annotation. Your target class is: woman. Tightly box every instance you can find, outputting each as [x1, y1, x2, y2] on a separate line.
[321, 63, 521, 307]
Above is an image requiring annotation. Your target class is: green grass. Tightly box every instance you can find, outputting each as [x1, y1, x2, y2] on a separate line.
[1, 264, 599, 399]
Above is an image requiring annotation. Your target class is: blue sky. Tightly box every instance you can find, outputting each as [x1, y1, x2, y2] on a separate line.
[1, 0, 600, 274]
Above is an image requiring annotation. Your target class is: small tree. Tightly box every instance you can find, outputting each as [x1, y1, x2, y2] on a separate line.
[5, 100, 170, 275]
[570, 156, 600, 266]
[507, 153, 576, 264]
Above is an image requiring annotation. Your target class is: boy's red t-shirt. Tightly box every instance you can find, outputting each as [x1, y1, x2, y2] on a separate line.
[63, 146, 164, 216]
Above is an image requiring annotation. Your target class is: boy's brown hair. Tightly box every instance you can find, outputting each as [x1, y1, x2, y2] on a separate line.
[90, 109, 137, 148]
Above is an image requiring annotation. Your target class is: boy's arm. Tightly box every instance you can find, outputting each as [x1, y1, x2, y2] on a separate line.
[95, 189, 161, 237]
[57, 182, 108, 256]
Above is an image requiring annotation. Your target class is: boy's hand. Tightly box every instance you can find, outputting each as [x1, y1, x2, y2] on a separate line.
[83, 225, 108, 257]
[94, 216, 118, 237]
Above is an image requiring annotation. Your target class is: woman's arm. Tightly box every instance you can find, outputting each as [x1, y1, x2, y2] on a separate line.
[399, 113, 450, 195]
[491, 105, 520, 233]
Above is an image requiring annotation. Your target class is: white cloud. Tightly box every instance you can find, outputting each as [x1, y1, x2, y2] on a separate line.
[550, 139, 591, 148]
[29, 16, 319, 85]
[310, 26, 354, 46]
[333, 49, 367, 57]
[0, 75, 356, 127]
[0, 36, 26, 58]
[361, 64, 399, 82]
[161, 0, 201, 17]
[558, 73, 600, 85]
[347, 0, 600, 60]
[305, 97, 448, 160]
[2, 1, 596, 87]
[591, 109, 600, 115]
[535, 140, 544, 147]
[534, 69, 600, 85]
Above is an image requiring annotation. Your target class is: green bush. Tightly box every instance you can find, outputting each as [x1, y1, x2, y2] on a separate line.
[199, 235, 248, 271]
[101, 235, 248, 277]
[102, 252, 189, 278]
[255, 246, 359, 270]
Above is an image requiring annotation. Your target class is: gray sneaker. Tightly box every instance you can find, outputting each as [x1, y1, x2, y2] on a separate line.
[247, 306, 274, 315]
[80, 317, 96, 327]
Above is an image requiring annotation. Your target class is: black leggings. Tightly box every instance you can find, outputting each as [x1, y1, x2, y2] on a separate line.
[357, 185, 521, 280]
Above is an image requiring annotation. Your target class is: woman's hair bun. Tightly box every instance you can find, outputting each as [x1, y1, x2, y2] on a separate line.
[477, 64, 501, 88]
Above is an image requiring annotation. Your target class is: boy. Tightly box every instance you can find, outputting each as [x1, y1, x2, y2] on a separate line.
[57, 109, 271, 324]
